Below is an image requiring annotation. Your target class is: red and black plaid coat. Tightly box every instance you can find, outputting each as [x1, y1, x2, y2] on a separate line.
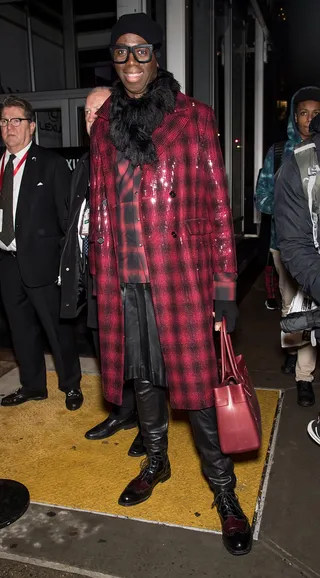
[89, 92, 237, 410]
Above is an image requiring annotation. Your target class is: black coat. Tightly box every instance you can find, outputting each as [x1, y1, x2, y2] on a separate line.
[11, 142, 71, 287]
[60, 151, 97, 327]
[274, 133, 320, 304]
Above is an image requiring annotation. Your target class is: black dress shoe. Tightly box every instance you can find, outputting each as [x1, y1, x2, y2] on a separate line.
[214, 490, 252, 556]
[128, 432, 147, 457]
[118, 453, 171, 506]
[1, 389, 48, 407]
[281, 353, 297, 374]
[85, 411, 137, 440]
[297, 380, 315, 407]
[65, 389, 83, 411]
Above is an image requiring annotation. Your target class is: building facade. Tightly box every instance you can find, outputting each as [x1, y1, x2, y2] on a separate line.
[0, 0, 274, 236]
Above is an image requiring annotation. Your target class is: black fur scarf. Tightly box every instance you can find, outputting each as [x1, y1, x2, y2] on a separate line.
[109, 69, 180, 167]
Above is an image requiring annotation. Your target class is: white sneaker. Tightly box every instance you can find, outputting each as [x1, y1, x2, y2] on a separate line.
[307, 414, 320, 446]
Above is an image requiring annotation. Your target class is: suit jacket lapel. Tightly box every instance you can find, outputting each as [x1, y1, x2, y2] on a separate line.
[15, 142, 39, 227]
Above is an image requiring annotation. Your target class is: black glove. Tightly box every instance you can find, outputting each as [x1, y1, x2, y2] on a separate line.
[214, 300, 239, 333]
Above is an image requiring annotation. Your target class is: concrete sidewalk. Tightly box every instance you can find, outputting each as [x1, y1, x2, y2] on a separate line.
[0, 354, 99, 399]
[0, 274, 319, 578]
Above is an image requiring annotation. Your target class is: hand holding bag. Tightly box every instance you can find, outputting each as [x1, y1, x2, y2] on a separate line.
[214, 319, 262, 454]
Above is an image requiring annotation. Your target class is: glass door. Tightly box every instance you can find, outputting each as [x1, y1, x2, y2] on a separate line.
[69, 97, 87, 147]
[31, 100, 70, 148]
[231, 19, 246, 234]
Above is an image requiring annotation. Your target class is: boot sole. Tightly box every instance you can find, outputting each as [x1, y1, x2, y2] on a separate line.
[85, 421, 137, 440]
[118, 471, 171, 507]
[223, 537, 253, 556]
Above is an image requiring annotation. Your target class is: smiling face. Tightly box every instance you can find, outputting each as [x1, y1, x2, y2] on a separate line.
[295, 100, 320, 139]
[1, 106, 35, 153]
[114, 33, 158, 99]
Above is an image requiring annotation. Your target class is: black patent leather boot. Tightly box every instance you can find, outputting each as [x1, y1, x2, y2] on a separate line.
[118, 452, 171, 506]
[119, 380, 170, 506]
[214, 490, 252, 555]
[189, 406, 251, 554]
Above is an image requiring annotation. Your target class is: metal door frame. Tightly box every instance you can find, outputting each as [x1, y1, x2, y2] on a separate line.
[69, 97, 86, 147]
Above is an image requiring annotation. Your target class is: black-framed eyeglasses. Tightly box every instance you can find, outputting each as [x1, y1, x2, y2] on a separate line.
[109, 44, 155, 64]
[0, 118, 32, 127]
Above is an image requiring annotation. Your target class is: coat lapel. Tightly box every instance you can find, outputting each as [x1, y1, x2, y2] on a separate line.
[152, 93, 190, 160]
[95, 91, 190, 196]
[15, 142, 39, 226]
[95, 102, 117, 211]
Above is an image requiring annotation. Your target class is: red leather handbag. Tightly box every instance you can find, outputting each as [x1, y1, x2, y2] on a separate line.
[214, 319, 262, 454]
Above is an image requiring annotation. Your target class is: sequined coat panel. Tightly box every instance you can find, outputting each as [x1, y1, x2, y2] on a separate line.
[89, 91, 237, 410]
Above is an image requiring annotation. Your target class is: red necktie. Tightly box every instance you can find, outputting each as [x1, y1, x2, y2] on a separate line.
[0, 154, 16, 246]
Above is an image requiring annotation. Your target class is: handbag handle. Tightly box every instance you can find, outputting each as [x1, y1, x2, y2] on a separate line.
[220, 318, 241, 381]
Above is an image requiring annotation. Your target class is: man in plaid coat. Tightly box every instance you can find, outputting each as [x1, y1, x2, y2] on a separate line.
[89, 13, 252, 556]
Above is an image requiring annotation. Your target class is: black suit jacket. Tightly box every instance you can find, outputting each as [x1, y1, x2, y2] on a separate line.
[60, 151, 89, 318]
[11, 142, 71, 288]
[59, 151, 98, 330]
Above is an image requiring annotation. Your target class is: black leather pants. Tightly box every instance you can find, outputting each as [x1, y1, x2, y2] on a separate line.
[134, 379, 168, 455]
[188, 406, 236, 493]
[133, 380, 235, 492]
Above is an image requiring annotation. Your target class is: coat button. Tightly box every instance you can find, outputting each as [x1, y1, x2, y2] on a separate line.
[169, 191, 176, 198]
[102, 199, 107, 207]
[171, 231, 177, 238]
[97, 237, 104, 244]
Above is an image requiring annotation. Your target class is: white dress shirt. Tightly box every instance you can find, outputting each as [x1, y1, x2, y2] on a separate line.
[0, 141, 33, 252]
[77, 198, 87, 256]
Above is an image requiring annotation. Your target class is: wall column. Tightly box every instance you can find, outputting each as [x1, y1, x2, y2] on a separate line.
[63, 0, 77, 89]
[224, 6, 232, 199]
[166, 0, 186, 94]
[254, 18, 264, 196]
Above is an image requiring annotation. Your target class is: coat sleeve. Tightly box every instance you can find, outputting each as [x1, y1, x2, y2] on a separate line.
[53, 153, 72, 233]
[274, 156, 320, 304]
[200, 107, 237, 301]
[254, 146, 275, 215]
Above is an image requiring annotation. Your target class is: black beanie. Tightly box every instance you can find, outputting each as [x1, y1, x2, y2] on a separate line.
[110, 12, 163, 47]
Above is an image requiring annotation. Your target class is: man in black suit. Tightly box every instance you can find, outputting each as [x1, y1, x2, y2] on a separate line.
[60, 87, 145, 455]
[0, 96, 83, 410]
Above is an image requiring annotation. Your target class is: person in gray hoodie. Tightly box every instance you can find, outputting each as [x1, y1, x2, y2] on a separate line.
[256, 86, 320, 405]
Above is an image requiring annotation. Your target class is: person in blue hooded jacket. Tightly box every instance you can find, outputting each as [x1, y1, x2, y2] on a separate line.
[255, 86, 320, 405]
